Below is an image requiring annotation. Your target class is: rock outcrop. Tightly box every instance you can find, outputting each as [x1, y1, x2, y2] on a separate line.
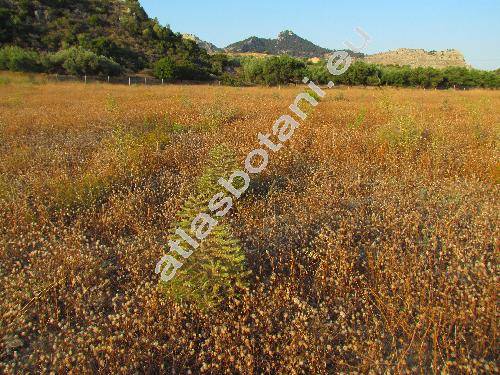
[363, 48, 468, 68]
[182, 34, 221, 54]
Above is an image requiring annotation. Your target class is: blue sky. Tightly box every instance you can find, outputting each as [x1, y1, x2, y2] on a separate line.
[139, 0, 500, 70]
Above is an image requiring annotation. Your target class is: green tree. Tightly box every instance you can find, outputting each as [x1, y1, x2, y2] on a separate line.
[241, 55, 306, 85]
[0, 1, 13, 44]
[306, 61, 331, 84]
[210, 53, 230, 76]
[153, 56, 176, 80]
[262, 55, 306, 85]
[242, 57, 265, 84]
[0, 46, 42, 72]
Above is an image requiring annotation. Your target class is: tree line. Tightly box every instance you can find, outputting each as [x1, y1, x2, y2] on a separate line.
[1, 44, 499, 89]
[227, 55, 500, 89]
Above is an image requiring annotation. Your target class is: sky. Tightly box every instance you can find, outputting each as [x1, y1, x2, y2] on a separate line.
[139, 0, 500, 70]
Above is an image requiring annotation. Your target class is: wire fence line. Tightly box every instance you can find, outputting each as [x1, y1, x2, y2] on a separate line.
[45, 74, 334, 89]
[42, 74, 479, 90]
[47, 74, 223, 86]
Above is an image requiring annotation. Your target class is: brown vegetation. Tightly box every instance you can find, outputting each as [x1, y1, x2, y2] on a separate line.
[0, 78, 498, 373]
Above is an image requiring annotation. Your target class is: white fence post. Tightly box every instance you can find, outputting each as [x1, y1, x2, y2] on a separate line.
[84, 75, 87, 84]
[129, 77, 131, 86]
[108, 76, 110, 83]
[145, 77, 147, 85]
[161, 78, 164, 85]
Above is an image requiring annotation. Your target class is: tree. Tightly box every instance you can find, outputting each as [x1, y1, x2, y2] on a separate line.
[242, 57, 265, 84]
[380, 65, 412, 87]
[153, 57, 176, 80]
[262, 55, 306, 85]
[0, 46, 42, 72]
[306, 61, 330, 84]
[240, 55, 306, 85]
[345, 61, 382, 85]
[210, 53, 230, 76]
[0, 1, 13, 44]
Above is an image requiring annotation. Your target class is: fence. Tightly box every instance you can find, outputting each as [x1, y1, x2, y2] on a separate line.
[39, 75, 474, 90]
[45, 75, 328, 88]
[46, 74, 223, 86]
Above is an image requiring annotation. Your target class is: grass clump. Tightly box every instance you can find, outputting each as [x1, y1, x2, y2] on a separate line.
[333, 91, 347, 101]
[377, 114, 426, 150]
[305, 89, 322, 102]
[0, 174, 14, 201]
[349, 107, 366, 129]
[50, 123, 170, 211]
[0, 76, 11, 85]
[200, 102, 241, 131]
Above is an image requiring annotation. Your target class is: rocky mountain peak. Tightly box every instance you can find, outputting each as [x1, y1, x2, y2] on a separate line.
[278, 30, 296, 40]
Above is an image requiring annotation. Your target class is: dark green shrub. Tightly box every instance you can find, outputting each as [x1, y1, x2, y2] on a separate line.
[154, 56, 208, 81]
[241, 55, 306, 85]
[153, 57, 176, 81]
[47, 47, 122, 76]
[0, 46, 42, 72]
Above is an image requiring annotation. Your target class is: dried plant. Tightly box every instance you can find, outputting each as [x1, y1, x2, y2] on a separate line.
[0, 81, 497, 373]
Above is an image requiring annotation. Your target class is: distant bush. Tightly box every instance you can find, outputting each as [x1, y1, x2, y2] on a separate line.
[46, 47, 122, 76]
[210, 53, 231, 76]
[153, 57, 176, 81]
[154, 56, 208, 81]
[241, 55, 306, 85]
[0, 46, 42, 72]
[220, 72, 246, 86]
[77, 35, 145, 71]
[0, 46, 123, 76]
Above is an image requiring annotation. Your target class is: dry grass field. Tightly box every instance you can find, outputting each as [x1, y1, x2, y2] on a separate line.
[0, 77, 498, 373]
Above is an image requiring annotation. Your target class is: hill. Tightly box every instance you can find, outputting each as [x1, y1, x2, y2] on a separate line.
[225, 30, 351, 58]
[0, 0, 209, 71]
[363, 48, 468, 68]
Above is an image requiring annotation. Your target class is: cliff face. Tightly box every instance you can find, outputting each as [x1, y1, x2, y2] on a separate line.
[182, 34, 221, 54]
[363, 48, 468, 68]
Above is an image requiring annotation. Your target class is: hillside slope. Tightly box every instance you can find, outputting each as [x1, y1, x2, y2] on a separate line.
[0, 0, 208, 71]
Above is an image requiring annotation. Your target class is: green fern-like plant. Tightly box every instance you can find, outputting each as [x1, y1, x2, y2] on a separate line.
[159, 144, 249, 308]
